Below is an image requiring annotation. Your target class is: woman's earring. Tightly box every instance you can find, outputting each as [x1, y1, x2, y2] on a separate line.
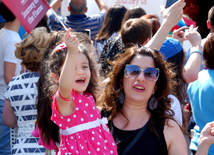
[119, 90, 124, 105]
[148, 94, 158, 110]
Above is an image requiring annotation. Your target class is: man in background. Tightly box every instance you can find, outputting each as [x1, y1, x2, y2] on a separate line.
[47, 0, 108, 41]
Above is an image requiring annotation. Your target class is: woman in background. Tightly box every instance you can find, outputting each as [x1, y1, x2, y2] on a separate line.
[3, 27, 51, 154]
[95, 4, 127, 57]
[187, 33, 214, 154]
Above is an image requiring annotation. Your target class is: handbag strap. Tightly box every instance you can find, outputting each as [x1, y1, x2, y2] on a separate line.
[121, 122, 148, 155]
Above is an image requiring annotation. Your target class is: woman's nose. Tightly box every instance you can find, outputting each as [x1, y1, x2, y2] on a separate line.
[136, 71, 145, 81]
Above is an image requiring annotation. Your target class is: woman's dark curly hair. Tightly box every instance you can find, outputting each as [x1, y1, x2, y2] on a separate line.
[98, 46, 175, 135]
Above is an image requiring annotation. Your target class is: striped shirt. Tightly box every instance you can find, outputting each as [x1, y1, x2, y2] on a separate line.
[47, 12, 106, 41]
[4, 72, 47, 154]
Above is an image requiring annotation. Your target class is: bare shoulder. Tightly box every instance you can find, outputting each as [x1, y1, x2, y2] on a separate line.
[164, 119, 187, 155]
[164, 119, 182, 139]
[164, 119, 180, 130]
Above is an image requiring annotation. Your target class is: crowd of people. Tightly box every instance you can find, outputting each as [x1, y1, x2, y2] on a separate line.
[0, 0, 214, 155]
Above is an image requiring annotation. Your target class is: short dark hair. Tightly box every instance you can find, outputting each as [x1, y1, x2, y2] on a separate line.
[0, 2, 16, 22]
[69, 0, 87, 14]
[122, 6, 146, 26]
[121, 18, 152, 47]
[208, 6, 214, 28]
[141, 14, 161, 36]
[203, 33, 214, 68]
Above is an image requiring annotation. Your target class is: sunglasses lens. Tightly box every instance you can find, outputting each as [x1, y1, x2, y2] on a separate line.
[125, 65, 159, 81]
[125, 65, 141, 78]
[144, 68, 159, 81]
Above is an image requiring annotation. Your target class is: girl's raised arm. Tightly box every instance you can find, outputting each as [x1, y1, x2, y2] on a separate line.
[145, 0, 185, 50]
[56, 28, 79, 116]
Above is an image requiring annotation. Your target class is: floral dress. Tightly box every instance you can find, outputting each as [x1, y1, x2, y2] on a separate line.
[51, 91, 117, 155]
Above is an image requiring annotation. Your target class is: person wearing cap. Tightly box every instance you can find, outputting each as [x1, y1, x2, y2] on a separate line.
[160, 26, 202, 118]
[160, 25, 202, 84]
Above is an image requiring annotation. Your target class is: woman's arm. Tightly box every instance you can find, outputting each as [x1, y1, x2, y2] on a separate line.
[95, 0, 108, 13]
[46, 0, 62, 19]
[145, 0, 186, 50]
[164, 119, 187, 155]
[4, 62, 16, 85]
[183, 25, 202, 83]
[3, 99, 17, 128]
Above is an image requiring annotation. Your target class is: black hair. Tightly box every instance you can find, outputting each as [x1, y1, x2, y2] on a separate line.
[0, 2, 16, 22]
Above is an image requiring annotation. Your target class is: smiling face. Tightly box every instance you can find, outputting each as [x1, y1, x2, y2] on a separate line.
[122, 54, 157, 104]
[73, 53, 91, 94]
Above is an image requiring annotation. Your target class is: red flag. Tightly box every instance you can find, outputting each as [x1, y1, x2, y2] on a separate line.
[2, 0, 50, 34]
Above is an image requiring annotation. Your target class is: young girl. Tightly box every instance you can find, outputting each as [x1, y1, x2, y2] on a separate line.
[46, 28, 117, 154]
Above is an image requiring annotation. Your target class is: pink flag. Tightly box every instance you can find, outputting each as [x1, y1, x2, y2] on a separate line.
[2, 0, 50, 34]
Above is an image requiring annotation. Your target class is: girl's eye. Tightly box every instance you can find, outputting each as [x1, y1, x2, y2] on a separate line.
[82, 65, 89, 69]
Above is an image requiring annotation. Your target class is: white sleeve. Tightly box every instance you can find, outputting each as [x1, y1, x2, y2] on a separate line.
[3, 41, 18, 64]
[168, 94, 183, 126]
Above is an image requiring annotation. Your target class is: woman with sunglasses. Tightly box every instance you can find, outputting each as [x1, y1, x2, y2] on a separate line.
[98, 46, 187, 155]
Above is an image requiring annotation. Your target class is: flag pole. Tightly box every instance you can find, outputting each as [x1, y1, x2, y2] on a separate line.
[51, 8, 68, 31]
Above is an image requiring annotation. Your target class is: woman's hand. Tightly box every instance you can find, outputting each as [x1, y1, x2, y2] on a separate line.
[161, 0, 186, 28]
[185, 25, 201, 47]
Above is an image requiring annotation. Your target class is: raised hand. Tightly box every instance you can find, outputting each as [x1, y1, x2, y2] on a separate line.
[161, 0, 186, 29]
[172, 26, 188, 42]
[185, 25, 201, 47]
[65, 28, 79, 54]
[196, 121, 214, 155]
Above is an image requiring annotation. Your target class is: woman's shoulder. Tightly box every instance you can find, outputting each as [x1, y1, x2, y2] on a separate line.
[163, 119, 186, 153]
[163, 119, 183, 136]
[164, 119, 180, 129]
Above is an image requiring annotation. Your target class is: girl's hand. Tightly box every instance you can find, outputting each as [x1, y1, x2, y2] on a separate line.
[65, 28, 79, 54]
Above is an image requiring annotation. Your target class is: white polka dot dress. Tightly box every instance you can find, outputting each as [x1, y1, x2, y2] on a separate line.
[51, 91, 117, 155]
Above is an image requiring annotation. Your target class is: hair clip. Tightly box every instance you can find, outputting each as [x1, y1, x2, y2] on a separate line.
[55, 42, 67, 53]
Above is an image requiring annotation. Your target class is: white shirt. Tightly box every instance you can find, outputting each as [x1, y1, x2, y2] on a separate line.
[169, 94, 183, 126]
[0, 28, 21, 100]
